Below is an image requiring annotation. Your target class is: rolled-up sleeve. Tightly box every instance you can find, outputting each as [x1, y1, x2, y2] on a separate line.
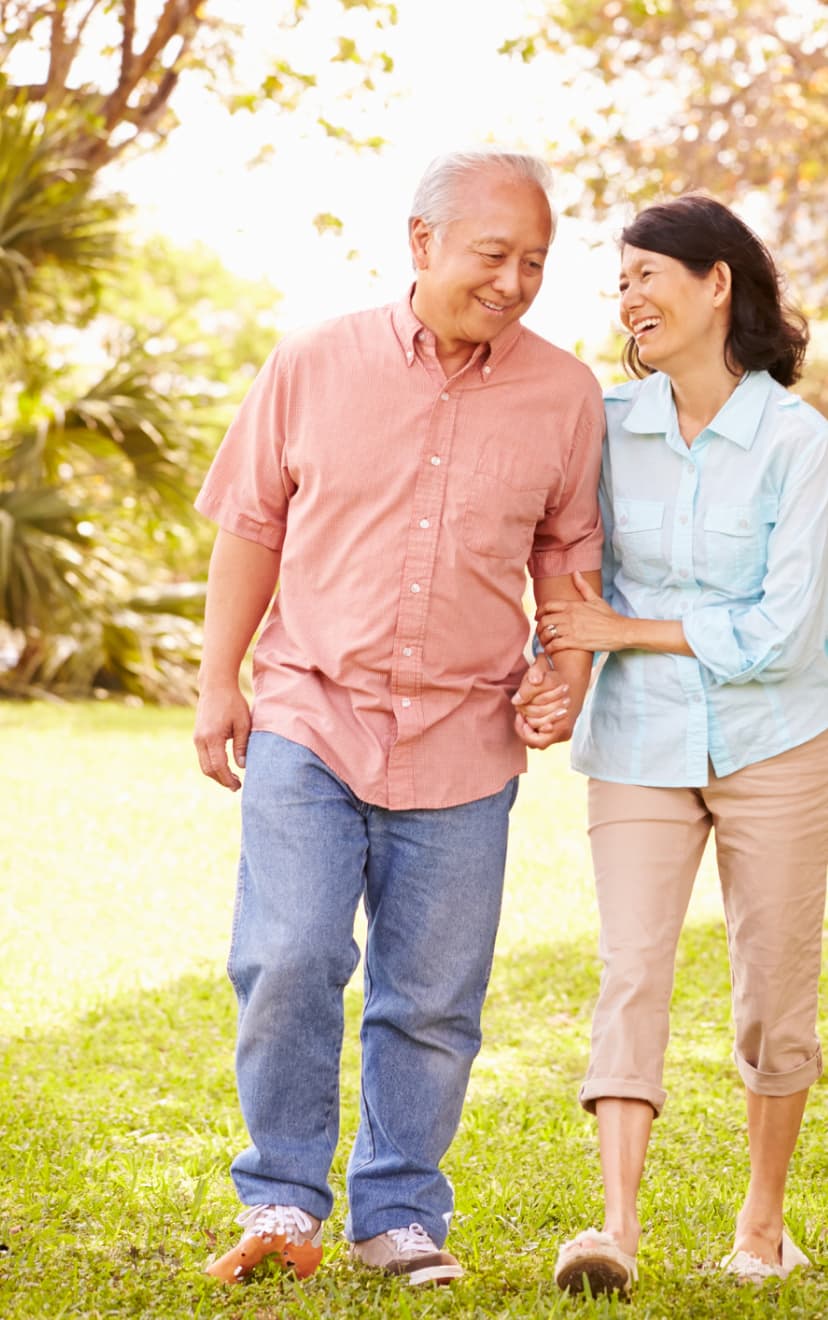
[683, 431, 828, 685]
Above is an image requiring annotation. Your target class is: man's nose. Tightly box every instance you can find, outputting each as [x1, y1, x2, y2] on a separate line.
[490, 260, 522, 299]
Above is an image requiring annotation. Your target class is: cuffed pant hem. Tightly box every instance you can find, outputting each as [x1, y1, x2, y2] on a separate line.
[735, 1043, 823, 1097]
[579, 1077, 666, 1118]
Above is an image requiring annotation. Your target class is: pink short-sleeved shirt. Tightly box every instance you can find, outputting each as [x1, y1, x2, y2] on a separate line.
[196, 292, 604, 809]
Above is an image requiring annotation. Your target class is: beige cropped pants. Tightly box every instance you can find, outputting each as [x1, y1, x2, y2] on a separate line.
[579, 728, 828, 1117]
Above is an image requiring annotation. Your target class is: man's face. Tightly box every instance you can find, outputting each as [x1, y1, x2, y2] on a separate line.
[410, 171, 552, 354]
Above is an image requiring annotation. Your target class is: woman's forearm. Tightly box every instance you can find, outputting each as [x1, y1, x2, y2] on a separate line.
[617, 616, 695, 657]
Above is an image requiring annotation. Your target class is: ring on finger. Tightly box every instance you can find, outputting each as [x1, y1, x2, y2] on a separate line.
[545, 623, 558, 638]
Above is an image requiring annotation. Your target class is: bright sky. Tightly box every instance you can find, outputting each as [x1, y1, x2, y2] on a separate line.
[114, 0, 623, 354]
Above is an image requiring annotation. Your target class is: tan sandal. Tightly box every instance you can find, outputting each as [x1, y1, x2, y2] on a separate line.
[555, 1228, 638, 1296]
[720, 1229, 810, 1283]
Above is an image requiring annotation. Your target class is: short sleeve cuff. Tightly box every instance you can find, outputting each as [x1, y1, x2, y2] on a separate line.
[528, 549, 603, 580]
[194, 491, 285, 551]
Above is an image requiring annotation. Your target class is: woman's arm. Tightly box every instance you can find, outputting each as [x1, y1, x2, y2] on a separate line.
[537, 572, 695, 657]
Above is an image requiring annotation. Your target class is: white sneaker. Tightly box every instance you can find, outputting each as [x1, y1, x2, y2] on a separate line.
[350, 1222, 463, 1286]
[206, 1203, 323, 1283]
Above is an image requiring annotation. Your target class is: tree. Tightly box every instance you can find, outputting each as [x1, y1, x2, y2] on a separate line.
[0, 0, 397, 169]
[502, 0, 828, 306]
[0, 97, 281, 700]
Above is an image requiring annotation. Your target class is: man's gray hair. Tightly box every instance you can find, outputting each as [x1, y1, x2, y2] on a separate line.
[409, 149, 555, 235]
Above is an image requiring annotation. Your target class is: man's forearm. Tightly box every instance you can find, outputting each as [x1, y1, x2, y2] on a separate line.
[532, 569, 602, 738]
[199, 528, 281, 688]
[542, 647, 593, 720]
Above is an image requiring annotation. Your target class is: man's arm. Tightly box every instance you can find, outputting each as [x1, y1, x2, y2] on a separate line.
[512, 569, 603, 747]
[193, 528, 281, 791]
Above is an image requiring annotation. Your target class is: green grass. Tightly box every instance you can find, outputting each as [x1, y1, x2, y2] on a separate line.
[1, 701, 826, 1318]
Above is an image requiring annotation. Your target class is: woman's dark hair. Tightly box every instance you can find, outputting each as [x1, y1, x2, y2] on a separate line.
[620, 194, 808, 386]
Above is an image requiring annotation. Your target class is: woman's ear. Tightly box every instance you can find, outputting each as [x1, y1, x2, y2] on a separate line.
[712, 260, 732, 306]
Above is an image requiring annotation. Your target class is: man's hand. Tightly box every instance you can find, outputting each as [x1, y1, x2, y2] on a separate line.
[194, 683, 252, 791]
[511, 658, 572, 749]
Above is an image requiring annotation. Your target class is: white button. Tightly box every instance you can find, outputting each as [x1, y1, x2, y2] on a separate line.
[419, 518, 430, 529]
[686, 461, 694, 472]
[679, 515, 688, 525]
[619, 514, 628, 526]
[410, 583, 421, 593]
[679, 569, 689, 579]
[739, 518, 749, 528]
[430, 456, 441, 466]
[402, 646, 413, 657]
[440, 392, 450, 401]
[401, 697, 412, 708]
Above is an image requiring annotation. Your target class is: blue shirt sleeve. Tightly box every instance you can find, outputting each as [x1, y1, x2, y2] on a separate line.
[683, 429, 828, 684]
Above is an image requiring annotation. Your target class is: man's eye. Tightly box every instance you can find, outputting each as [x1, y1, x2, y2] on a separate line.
[482, 252, 503, 260]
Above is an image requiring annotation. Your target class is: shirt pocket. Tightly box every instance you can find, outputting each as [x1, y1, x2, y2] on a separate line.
[463, 471, 548, 560]
[702, 498, 779, 595]
[612, 498, 665, 584]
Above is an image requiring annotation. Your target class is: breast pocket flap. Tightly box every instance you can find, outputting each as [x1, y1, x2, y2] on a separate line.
[614, 499, 665, 532]
[704, 499, 779, 537]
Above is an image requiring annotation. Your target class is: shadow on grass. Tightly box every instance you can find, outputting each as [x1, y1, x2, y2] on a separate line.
[1, 921, 826, 1318]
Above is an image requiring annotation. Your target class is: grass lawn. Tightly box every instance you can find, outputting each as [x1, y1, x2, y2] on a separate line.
[0, 701, 826, 1318]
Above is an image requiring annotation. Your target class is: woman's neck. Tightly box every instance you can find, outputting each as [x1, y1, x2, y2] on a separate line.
[669, 359, 744, 446]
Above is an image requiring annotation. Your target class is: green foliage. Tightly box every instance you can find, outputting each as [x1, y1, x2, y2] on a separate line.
[503, 0, 828, 305]
[0, 99, 284, 701]
[0, 2, 397, 167]
[0, 717, 826, 1317]
[0, 96, 122, 327]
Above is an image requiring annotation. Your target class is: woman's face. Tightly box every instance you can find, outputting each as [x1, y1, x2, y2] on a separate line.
[619, 243, 727, 375]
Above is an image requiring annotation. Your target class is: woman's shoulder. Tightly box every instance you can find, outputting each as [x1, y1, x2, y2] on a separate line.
[602, 376, 642, 406]
[771, 381, 828, 432]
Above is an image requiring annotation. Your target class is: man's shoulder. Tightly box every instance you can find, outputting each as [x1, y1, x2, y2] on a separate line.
[276, 301, 394, 360]
[516, 325, 602, 393]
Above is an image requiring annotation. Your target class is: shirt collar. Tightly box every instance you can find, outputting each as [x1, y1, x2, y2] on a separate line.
[391, 286, 523, 379]
[621, 369, 773, 449]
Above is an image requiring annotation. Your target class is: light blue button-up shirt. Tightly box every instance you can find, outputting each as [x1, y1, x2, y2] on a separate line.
[571, 369, 828, 785]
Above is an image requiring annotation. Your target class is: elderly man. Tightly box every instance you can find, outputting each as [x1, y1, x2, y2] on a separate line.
[194, 149, 603, 1287]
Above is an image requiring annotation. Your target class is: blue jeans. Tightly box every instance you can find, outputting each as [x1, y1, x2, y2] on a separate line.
[227, 732, 518, 1245]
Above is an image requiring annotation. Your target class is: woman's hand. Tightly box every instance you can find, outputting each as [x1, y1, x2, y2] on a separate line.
[511, 659, 572, 747]
[536, 571, 630, 655]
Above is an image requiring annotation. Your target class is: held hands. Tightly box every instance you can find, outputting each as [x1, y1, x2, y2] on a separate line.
[537, 570, 625, 655]
[512, 659, 572, 749]
[193, 683, 252, 791]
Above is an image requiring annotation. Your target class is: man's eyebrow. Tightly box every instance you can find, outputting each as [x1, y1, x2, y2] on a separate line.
[472, 234, 549, 255]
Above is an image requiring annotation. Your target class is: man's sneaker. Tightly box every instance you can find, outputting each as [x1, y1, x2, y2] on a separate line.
[205, 1203, 323, 1283]
[350, 1222, 463, 1286]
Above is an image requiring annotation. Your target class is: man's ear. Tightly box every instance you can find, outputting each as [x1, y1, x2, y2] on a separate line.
[409, 217, 432, 271]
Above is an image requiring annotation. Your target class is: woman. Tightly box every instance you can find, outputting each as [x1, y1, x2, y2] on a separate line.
[524, 194, 828, 1295]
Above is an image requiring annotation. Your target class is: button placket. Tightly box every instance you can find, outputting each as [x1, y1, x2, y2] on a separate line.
[672, 456, 698, 584]
[389, 385, 458, 739]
